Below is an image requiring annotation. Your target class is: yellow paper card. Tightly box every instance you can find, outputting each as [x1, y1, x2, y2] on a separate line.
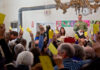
[84, 32, 88, 37]
[21, 27, 23, 31]
[9, 27, 12, 30]
[74, 34, 79, 40]
[26, 27, 31, 32]
[39, 56, 54, 70]
[55, 29, 59, 34]
[19, 25, 22, 29]
[49, 29, 54, 39]
[0, 13, 6, 24]
[93, 24, 99, 34]
[48, 43, 58, 55]
[91, 31, 93, 35]
[19, 25, 23, 32]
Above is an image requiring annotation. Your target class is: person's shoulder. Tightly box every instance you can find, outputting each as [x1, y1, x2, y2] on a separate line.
[54, 65, 58, 70]
[78, 60, 91, 66]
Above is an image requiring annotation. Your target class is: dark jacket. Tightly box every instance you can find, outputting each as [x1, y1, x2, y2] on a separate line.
[0, 39, 13, 64]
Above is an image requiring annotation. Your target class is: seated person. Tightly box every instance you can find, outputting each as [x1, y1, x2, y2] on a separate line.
[57, 27, 66, 42]
[60, 27, 66, 38]
[54, 43, 90, 70]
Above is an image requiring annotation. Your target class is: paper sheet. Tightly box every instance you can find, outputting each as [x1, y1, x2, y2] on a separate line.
[48, 43, 58, 55]
[0, 13, 6, 24]
[39, 56, 54, 70]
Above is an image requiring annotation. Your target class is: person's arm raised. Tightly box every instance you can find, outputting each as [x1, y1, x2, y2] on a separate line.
[0, 24, 5, 39]
[18, 29, 23, 38]
[53, 55, 64, 70]
[29, 32, 35, 48]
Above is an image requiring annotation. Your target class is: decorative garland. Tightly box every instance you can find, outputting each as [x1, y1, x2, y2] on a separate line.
[54, 0, 100, 14]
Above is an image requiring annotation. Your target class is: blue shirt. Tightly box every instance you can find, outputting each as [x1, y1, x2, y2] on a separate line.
[72, 57, 82, 61]
[38, 35, 44, 51]
[35, 37, 39, 40]
[54, 58, 90, 70]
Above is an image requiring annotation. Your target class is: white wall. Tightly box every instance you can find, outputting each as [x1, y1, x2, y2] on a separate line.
[3, 0, 53, 31]
[0, 0, 5, 13]
[22, 8, 100, 42]
[1, 0, 100, 32]
[0, 1, 100, 37]
[1, 0, 100, 48]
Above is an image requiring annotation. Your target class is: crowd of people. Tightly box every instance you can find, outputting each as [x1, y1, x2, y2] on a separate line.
[0, 14, 100, 70]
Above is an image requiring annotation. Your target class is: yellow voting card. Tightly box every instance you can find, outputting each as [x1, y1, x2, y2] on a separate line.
[84, 32, 88, 37]
[26, 27, 31, 32]
[20, 25, 23, 31]
[55, 29, 59, 34]
[93, 24, 99, 34]
[19, 25, 22, 29]
[74, 34, 79, 40]
[39, 56, 54, 70]
[9, 26, 12, 30]
[0, 13, 6, 24]
[21, 27, 23, 31]
[49, 29, 54, 39]
[48, 43, 58, 55]
[91, 31, 93, 35]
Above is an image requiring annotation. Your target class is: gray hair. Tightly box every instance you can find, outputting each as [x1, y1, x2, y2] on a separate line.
[58, 43, 75, 58]
[73, 44, 85, 59]
[8, 40, 16, 53]
[14, 44, 25, 55]
[84, 46, 95, 59]
[16, 51, 34, 66]
[8, 40, 16, 49]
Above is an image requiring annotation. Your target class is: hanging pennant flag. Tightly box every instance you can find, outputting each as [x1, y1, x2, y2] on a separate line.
[0, 13, 6, 25]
